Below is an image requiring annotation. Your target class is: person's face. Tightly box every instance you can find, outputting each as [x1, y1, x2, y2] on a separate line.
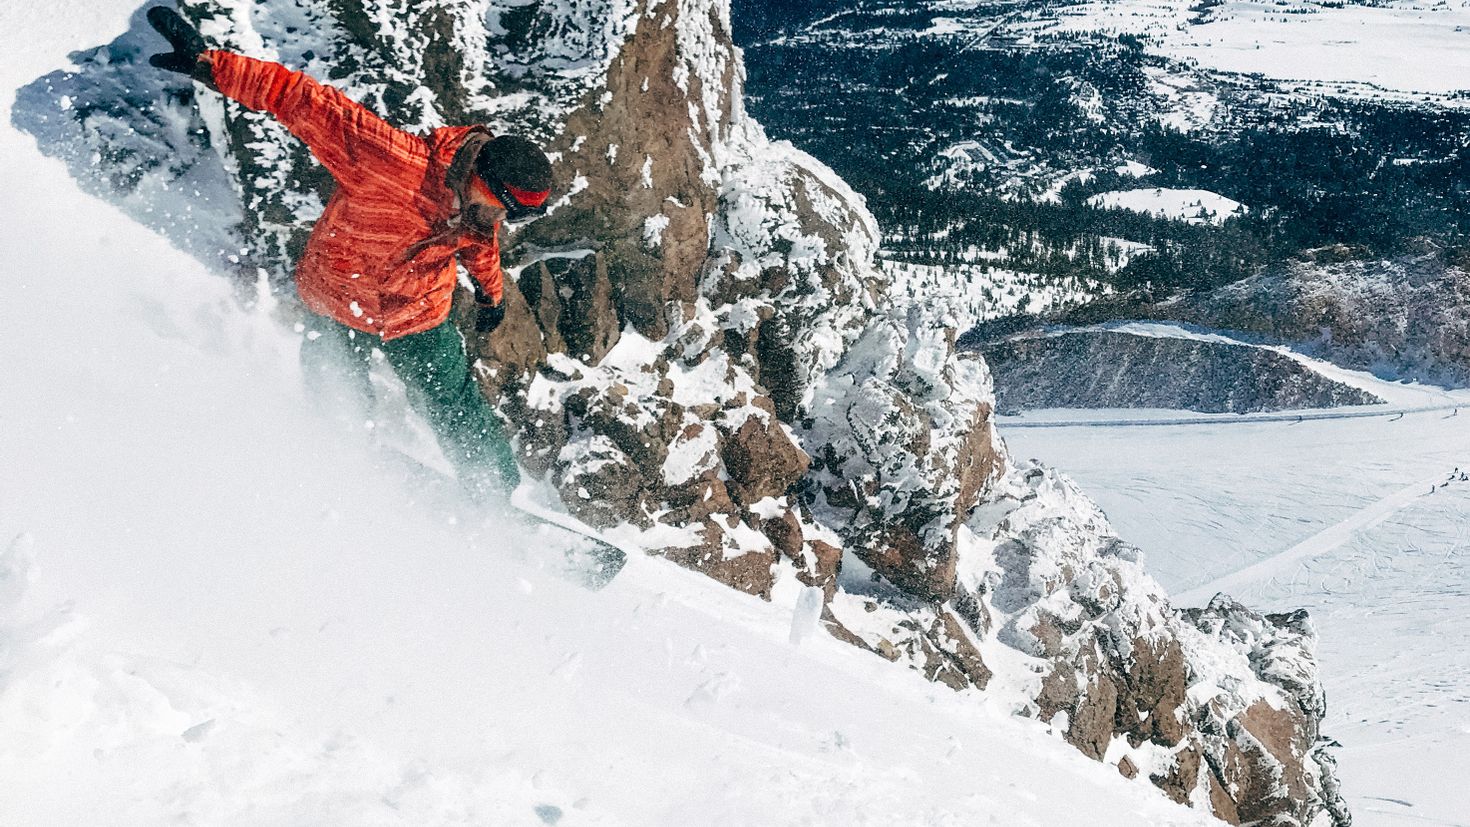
[463, 177, 506, 235]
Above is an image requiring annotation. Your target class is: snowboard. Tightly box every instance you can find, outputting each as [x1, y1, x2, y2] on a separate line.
[508, 487, 628, 591]
[375, 446, 628, 590]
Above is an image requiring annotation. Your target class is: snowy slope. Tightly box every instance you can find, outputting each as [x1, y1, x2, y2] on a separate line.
[1085, 189, 1247, 227]
[1006, 408, 1470, 826]
[0, 4, 1222, 825]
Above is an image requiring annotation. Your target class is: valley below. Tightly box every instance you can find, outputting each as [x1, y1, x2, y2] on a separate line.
[1006, 402, 1470, 826]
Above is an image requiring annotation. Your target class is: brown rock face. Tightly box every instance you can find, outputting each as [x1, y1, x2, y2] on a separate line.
[1121, 638, 1189, 748]
[542, 252, 621, 364]
[721, 413, 809, 507]
[656, 521, 777, 599]
[512, 0, 724, 346]
[800, 538, 843, 600]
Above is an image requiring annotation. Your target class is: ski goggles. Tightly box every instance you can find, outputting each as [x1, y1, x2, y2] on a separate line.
[473, 174, 550, 224]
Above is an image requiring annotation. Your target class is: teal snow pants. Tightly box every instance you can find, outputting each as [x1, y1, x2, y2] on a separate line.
[300, 314, 521, 500]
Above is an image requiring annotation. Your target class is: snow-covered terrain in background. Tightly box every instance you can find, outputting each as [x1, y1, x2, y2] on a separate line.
[1007, 406, 1470, 826]
[0, 4, 1220, 825]
[1038, 0, 1470, 102]
[882, 259, 1112, 333]
[999, 320, 1470, 416]
[1085, 188, 1247, 226]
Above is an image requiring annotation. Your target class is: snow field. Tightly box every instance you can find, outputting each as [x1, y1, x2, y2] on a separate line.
[1085, 188, 1246, 226]
[1040, 0, 1470, 100]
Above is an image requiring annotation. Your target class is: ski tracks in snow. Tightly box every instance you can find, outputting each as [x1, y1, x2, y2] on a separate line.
[1177, 469, 1469, 607]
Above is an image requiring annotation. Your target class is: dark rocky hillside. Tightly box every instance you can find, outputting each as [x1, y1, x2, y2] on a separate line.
[982, 330, 1383, 414]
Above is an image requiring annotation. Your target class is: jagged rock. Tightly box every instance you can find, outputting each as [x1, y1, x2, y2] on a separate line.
[1038, 658, 1111, 759]
[554, 434, 649, 530]
[536, 252, 620, 363]
[720, 410, 809, 507]
[800, 537, 843, 600]
[760, 508, 803, 559]
[980, 329, 1384, 414]
[824, 593, 991, 691]
[805, 313, 1004, 602]
[972, 466, 1349, 825]
[1153, 742, 1205, 807]
[517, 0, 728, 344]
[516, 262, 569, 355]
[1183, 596, 1351, 826]
[655, 520, 777, 599]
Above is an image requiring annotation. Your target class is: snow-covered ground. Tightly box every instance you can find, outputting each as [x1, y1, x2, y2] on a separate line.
[0, 3, 1220, 824]
[1086, 188, 1247, 226]
[1006, 404, 1470, 826]
[1040, 0, 1470, 101]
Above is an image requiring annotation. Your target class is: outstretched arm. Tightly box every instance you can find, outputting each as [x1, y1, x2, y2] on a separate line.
[148, 7, 421, 188]
[204, 51, 423, 187]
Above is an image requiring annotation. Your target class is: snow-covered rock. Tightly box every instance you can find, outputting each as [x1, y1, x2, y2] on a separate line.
[1163, 251, 1470, 388]
[979, 329, 1383, 414]
[965, 464, 1350, 824]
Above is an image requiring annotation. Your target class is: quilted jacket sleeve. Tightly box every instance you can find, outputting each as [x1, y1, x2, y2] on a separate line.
[458, 234, 505, 305]
[204, 50, 424, 188]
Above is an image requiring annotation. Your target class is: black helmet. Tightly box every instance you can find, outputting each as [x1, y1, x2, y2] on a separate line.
[474, 135, 553, 222]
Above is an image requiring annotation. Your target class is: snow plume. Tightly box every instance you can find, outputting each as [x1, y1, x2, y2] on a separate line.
[11, 0, 1345, 822]
[9, 3, 242, 271]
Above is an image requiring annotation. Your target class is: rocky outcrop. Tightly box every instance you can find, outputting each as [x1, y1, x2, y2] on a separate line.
[1046, 250, 1470, 390]
[16, 1, 1347, 822]
[1183, 597, 1354, 827]
[805, 312, 1003, 600]
[970, 466, 1350, 826]
[981, 329, 1383, 414]
[1164, 252, 1470, 388]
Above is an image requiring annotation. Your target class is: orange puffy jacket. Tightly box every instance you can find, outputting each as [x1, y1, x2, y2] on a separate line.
[206, 50, 504, 341]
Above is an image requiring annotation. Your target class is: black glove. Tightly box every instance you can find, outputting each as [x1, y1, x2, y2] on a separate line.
[147, 7, 209, 78]
[474, 297, 505, 334]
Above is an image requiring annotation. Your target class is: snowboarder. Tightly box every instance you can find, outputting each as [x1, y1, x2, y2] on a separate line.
[146, 7, 552, 502]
